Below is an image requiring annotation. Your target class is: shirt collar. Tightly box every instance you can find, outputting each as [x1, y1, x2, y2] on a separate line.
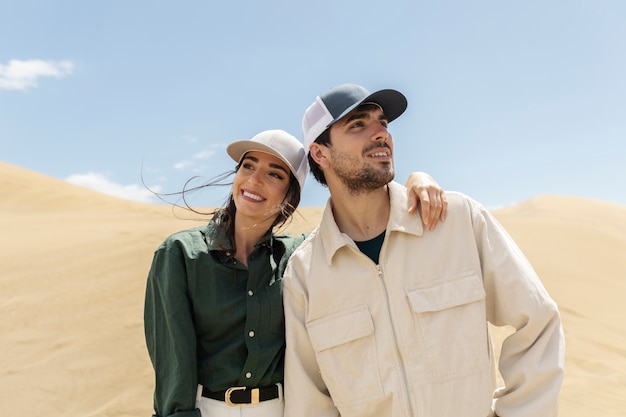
[318, 181, 424, 265]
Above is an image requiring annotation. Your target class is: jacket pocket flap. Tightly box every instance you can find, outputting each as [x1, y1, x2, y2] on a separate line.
[307, 305, 374, 352]
[407, 273, 485, 313]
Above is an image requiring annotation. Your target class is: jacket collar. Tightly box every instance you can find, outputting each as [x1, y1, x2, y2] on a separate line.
[318, 181, 424, 265]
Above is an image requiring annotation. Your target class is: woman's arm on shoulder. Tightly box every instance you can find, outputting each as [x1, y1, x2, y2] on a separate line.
[405, 171, 448, 231]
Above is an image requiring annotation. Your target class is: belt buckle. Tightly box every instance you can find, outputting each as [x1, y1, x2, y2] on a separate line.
[225, 386, 260, 407]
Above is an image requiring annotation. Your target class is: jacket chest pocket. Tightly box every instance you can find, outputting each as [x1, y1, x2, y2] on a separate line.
[307, 305, 383, 407]
[406, 272, 490, 381]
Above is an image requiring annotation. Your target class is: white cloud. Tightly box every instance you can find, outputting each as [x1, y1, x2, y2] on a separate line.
[0, 59, 74, 91]
[66, 172, 159, 203]
[173, 160, 193, 170]
[193, 150, 216, 160]
[173, 149, 217, 171]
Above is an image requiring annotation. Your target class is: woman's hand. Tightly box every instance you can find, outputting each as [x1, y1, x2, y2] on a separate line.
[405, 172, 447, 231]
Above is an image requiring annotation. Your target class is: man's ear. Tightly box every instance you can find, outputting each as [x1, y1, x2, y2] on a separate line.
[309, 143, 329, 168]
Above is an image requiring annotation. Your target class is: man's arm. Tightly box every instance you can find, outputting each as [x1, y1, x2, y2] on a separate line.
[283, 262, 339, 417]
[470, 198, 565, 417]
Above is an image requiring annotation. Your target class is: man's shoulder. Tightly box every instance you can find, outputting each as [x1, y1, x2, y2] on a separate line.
[444, 191, 482, 210]
[273, 233, 308, 254]
[286, 227, 321, 262]
[441, 191, 496, 230]
[388, 182, 479, 209]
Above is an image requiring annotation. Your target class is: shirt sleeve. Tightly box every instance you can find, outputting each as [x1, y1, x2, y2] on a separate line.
[282, 260, 340, 417]
[470, 197, 565, 417]
[144, 239, 201, 417]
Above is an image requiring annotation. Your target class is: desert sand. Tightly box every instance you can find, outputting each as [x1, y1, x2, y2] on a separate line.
[1, 160, 625, 417]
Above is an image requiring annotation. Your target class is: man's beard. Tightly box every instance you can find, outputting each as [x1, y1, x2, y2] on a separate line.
[329, 148, 395, 195]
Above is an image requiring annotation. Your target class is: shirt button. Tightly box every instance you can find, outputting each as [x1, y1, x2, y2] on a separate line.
[245, 372, 252, 379]
[248, 330, 255, 338]
[248, 290, 254, 296]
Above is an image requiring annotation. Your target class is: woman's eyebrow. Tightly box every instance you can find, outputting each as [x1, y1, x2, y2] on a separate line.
[244, 155, 289, 174]
[268, 163, 289, 174]
[243, 155, 259, 162]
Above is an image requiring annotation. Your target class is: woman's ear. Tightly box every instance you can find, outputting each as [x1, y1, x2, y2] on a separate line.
[309, 143, 329, 168]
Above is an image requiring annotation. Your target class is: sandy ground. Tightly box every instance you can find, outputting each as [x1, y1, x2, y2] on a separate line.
[1, 161, 625, 417]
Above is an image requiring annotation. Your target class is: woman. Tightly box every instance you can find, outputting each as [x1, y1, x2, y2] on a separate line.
[144, 129, 446, 417]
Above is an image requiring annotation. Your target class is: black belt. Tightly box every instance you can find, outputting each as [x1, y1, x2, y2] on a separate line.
[202, 385, 280, 406]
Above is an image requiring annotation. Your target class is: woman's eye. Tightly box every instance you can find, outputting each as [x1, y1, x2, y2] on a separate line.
[270, 172, 285, 180]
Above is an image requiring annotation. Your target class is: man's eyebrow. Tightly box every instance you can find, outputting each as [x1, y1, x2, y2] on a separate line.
[342, 108, 389, 125]
[343, 112, 369, 125]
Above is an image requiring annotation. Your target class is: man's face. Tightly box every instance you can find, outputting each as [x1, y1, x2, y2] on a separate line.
[326, 104, 395, 193]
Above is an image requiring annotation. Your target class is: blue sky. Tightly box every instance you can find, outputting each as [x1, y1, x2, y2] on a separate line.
[2, 0, 625, 210]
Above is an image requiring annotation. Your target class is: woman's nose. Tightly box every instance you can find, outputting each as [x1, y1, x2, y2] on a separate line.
[248, 169, 263, 185]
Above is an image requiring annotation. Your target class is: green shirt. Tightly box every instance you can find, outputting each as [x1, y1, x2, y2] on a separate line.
[144, 218, 306, 417]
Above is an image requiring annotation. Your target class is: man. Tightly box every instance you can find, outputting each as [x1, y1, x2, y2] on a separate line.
[282, 83, 565, 417]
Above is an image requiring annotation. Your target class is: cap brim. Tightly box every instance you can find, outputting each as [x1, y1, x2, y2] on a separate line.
[327, 89, 407, 128]
[227, 140, 296, 174]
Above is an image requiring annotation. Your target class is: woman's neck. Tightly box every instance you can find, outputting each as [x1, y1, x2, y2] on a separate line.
[233, 214, 274, 266]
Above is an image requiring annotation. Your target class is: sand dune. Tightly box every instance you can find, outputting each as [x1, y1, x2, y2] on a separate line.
[1, 161, 625, 417]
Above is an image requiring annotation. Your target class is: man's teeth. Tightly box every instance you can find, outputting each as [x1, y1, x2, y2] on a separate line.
[371, 152, 388, 157]
[243, 191, 263, 201]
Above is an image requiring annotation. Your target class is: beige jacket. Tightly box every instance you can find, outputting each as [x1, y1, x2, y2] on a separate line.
[283, 182, 564, 417]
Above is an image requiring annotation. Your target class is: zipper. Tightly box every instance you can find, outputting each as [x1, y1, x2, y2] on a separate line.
[348, 236, 415, 415]
[376, 261, 415, 416]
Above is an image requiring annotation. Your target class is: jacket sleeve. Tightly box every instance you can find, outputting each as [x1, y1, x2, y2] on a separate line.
[469, 197, 565, 417]
[283, 259, 340, 417]
[144, 239, 201, 417]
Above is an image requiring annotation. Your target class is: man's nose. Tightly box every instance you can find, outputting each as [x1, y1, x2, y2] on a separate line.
[371, 122, 389, 142]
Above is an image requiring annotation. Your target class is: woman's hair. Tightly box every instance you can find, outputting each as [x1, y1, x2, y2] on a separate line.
[145, 158, 301, 246]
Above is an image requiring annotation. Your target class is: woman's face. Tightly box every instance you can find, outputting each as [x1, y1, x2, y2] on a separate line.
[232, 151, 292, 224]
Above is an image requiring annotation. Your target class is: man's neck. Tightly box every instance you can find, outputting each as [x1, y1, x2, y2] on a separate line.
[329, 184, 391, 242]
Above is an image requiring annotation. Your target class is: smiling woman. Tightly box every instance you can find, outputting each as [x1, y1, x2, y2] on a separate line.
[144, 130, 308, 417]
[226, 134, 306, 265]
